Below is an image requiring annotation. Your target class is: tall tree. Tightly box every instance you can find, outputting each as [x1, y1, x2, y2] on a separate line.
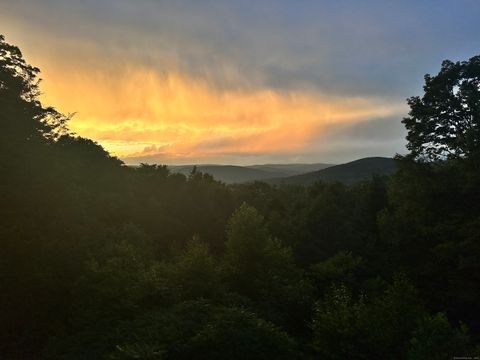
[403, 55, 480, 161]
[0, 34, 67, 150]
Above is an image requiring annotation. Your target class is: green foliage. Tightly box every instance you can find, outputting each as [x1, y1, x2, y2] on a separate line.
[312, 284, 369, 359]
[110, 343, 165, 360]
[379, 156, 480, 329]
[222, 204, 313, 330]
[225, 203, 270, 266]
[222, 203, 269, 300]
[180, 307, 299, 360]
[166, 237, 220, 300]
[311, 251, 364, 291]
[312, 276, 426, 359]
[408, 313, 472, 360]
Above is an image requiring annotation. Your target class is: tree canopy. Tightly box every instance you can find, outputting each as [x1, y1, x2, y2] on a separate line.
[403, 55, 480, 161]
[0, 34, 67, 148]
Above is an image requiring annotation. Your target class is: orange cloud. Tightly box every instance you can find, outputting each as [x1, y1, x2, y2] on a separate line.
[38, 63, 405, 163]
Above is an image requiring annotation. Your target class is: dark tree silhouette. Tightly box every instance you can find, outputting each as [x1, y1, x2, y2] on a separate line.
[403, 55, 480, 161]
[0, 35, 67, 148]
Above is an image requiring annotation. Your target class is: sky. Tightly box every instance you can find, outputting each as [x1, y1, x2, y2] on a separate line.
[1, 0, 479, 165]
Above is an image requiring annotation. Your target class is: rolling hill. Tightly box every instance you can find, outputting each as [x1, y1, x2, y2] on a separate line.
[246, 163, 332, 176]
[268, 157, 397, 185]
[167, 163, 332, 184]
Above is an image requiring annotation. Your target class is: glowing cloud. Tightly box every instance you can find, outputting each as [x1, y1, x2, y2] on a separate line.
[39, 63, 405, 164]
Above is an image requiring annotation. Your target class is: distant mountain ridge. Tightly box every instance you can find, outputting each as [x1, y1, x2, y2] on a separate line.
[140, 158, 396, 184]
[268, 157, 396, 185]
[167, 163, 332, 184]
[246, 163, 332, 175]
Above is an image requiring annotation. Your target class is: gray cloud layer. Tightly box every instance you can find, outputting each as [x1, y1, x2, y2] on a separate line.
[3, 0, 479, 96]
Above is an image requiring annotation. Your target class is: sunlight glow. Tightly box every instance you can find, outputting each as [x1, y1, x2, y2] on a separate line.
[39, 65, 404, 163]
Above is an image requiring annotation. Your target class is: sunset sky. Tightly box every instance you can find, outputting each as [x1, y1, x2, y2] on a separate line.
[2, 0, 479, 164]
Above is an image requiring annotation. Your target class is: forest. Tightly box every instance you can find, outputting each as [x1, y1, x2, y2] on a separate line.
[1, 34, 480, 359]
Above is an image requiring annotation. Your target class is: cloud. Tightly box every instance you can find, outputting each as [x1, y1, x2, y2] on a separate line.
[122, 114, 408, 165]
[3, 0, 480, 96]
[34, 61, 405, 163]
[305, 116, 408, 163]
[2, 0, 479, 163]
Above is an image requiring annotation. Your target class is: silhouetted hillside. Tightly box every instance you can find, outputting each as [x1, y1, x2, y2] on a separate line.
[168, 163, 332, 183]
[246, 163, 332, 175]
[270, 157, 397, 185]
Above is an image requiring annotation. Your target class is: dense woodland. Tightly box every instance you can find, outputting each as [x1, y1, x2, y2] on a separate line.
[1, 34, 480, 359]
